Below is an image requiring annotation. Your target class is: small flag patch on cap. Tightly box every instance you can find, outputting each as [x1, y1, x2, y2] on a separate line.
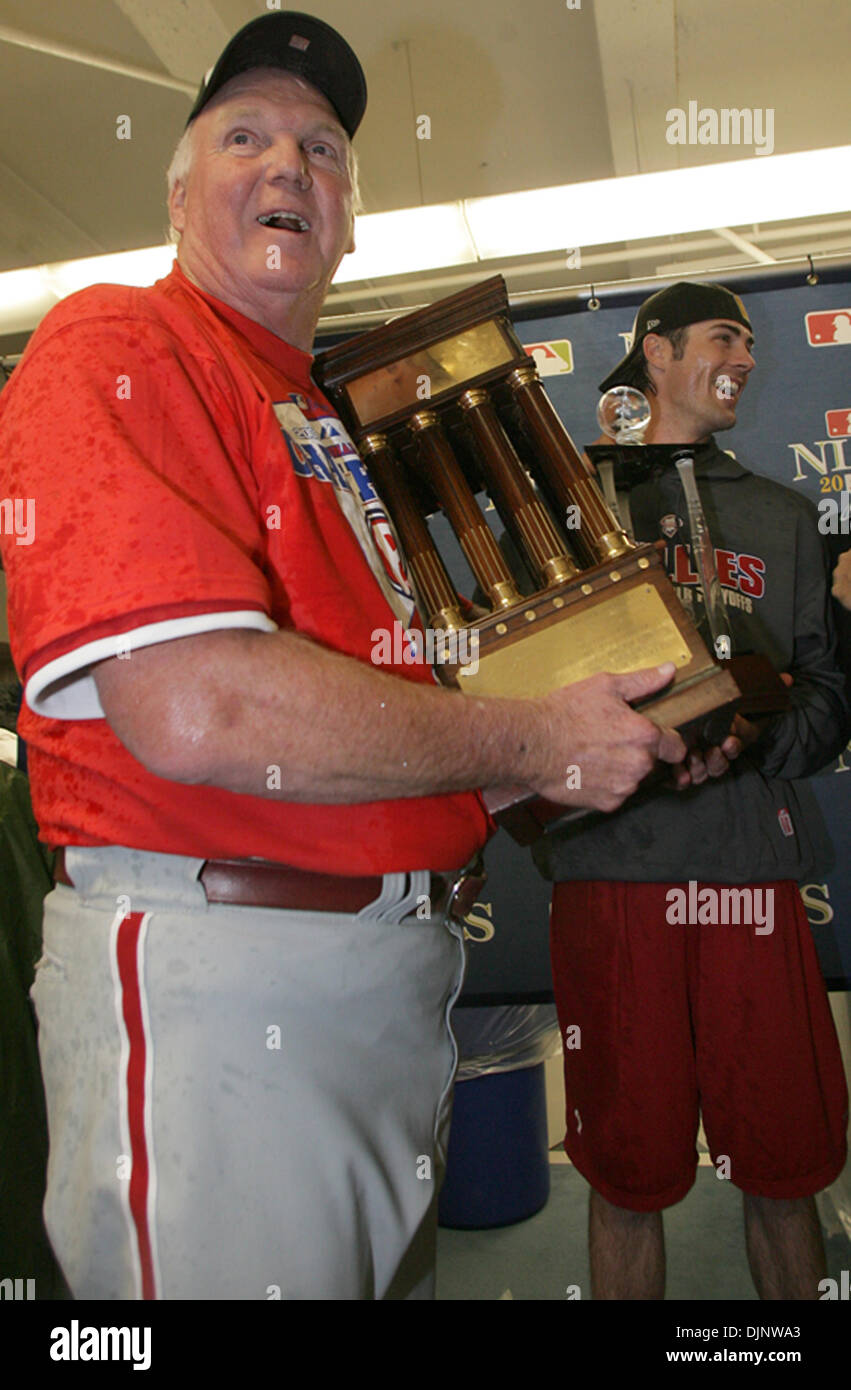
[289, 35, 310, 51]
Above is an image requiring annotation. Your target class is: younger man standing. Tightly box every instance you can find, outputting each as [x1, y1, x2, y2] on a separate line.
[537, 283, 848, 1300]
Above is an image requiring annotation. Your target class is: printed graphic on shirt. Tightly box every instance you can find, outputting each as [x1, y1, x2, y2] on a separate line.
[657, 513, 765, 616]
[273, 397, 416, 625]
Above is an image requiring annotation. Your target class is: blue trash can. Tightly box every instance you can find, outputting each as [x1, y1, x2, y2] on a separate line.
[438, 1061, 551, 1229]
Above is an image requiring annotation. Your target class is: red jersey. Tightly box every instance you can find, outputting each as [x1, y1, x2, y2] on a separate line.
[0, 265, 489, 873]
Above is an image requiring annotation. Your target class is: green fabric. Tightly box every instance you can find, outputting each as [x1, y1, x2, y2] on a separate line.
[0, 763, 69, 1297]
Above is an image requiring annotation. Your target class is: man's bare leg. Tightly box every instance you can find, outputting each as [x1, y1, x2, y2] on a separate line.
[589, 1188, 665, 1299]
[743, 1193, 826, 1300]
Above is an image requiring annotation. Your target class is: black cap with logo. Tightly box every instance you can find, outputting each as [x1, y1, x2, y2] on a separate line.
[186, 12, 367, 138]
[599, 282, 752, 392]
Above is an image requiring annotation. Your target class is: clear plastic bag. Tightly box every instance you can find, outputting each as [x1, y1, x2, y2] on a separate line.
[451, 1004, 561, 1080]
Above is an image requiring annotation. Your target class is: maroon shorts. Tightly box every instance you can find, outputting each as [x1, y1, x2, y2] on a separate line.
[550, 879, 848, 1212]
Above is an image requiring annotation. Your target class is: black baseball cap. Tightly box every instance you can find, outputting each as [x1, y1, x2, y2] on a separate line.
[599, 282, 752, 392]
[186, 12, 367, 138]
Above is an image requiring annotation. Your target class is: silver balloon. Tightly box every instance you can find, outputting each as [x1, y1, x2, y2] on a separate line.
[597, 386, 651, 444]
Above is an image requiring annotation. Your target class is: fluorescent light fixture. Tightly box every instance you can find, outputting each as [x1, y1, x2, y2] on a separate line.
[49, 246, 176, 296]
[334, 203, 476, 284]
[465, 146, 851, 260]
[0, 247, 177, 336]
[0, 268, 61, 335]
[0, 268, 54, 312]
[1, 146, 848, 333]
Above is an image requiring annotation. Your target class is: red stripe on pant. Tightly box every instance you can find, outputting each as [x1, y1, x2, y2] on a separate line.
[115, 911, 156, 1300]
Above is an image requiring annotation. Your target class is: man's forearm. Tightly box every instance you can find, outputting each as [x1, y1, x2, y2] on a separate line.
[187, 629, 542, 800]
[93, 627, 685, 810]
[96, 627, 542, 801]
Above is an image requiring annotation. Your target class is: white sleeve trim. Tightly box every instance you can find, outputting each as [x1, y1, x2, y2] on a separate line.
[26, 609, 278, 721]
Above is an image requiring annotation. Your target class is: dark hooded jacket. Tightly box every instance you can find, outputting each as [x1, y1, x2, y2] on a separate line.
[534, 438, 849, 884]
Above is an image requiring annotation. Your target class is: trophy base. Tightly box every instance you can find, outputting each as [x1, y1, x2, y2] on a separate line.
[482, 655, 789, 847]
[434, 545, 791, 845]
[440, 541, 740, 726]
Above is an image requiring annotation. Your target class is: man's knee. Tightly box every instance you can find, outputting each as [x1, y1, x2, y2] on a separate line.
[743, 1192, 819, 1223]
[591, 1188, 664, 1227]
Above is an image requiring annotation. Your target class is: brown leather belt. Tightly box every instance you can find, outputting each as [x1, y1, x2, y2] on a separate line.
[52, 848, 485, 925]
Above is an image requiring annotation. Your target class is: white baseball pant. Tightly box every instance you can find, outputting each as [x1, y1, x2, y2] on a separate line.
[32, 846, 466, 1299]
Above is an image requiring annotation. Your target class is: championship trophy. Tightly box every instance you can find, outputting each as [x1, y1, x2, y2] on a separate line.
[313, 278, 748, 839]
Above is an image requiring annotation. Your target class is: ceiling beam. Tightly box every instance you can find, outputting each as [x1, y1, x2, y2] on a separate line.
[0, 158, 105, 259]
[0, 22, 196, 94]
[591, 0, 679, 175]
[713, 227, 777, 265]
[113, 0, 230, 83]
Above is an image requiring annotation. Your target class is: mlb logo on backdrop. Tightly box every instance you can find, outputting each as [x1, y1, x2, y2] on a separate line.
[825, 409, 851, 439]
[805, 310, 851, 346]
[525, 340, 574, 376]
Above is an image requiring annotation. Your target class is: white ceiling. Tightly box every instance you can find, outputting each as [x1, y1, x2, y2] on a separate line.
[1, 0, 849, 351]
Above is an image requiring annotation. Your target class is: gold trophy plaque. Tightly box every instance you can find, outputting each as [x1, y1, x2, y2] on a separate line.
[313, 278, 742, 836]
